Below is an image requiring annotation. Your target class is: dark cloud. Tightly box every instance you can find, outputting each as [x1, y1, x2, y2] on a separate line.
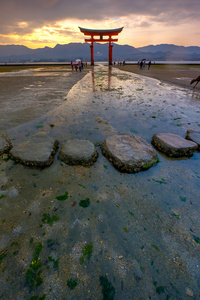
[42, 26, 81, 38]
[137, 22, 151, 28]
[0, 22, 37, 35]
[0, 0, 199, 35]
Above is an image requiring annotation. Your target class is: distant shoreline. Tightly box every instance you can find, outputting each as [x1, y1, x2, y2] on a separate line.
[0, 62, 72, 66]
[1, 61, 200, 67]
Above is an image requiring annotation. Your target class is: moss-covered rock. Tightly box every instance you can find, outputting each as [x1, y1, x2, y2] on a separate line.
[101, 134, 158, 173]
[60, 139, 98, 166]
[151, 132, 198, 157]
[0, 135, 12, 155]
[9, 134, 59, 167]
[185, 130, 200, 150]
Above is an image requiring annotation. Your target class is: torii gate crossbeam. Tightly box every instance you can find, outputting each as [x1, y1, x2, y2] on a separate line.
[79, 27, 123, 65]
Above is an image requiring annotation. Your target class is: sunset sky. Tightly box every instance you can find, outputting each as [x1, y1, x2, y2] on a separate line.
[0, 0, 200, 49]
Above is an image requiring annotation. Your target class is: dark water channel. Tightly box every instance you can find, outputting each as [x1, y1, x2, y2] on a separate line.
[0, 65, 200, 299]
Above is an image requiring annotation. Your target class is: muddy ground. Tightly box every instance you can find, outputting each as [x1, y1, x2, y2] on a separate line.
[0, 64, 200, 300]
[115, 64, 200, 92]
[0, 65, 89, 134]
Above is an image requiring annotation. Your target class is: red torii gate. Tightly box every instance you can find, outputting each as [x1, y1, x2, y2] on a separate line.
[79, 27, 123, 65]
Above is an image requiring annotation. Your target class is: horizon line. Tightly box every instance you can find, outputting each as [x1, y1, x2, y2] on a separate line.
[0, 42, 200, 50]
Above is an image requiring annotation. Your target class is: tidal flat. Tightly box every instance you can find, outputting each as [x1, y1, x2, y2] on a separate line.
[0, 64, 200, 299]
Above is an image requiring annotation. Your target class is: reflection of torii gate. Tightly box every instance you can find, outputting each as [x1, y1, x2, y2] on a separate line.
[79, 27, 123, 65]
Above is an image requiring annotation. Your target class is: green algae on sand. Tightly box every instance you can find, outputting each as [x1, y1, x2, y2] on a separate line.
[56, 191, 69, 201]
[25, 241, 44, 291]
[42, 213, 59, 226]
[79, 197, 90, 208]
[99, 275, 115, 300]
[67, 278, 78, 290]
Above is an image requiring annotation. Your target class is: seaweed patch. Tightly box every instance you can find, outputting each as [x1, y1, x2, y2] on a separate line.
[42, 213, 59, 227]
[0, 252, 7, 266]
[56, 191, 69, 201]
[67, 278, 78, 290]
[79, 198, 90, 208]
[48, 256, 60, 273]
[99, 275, 115, 300]
[79, 243, 93, 264]
[25, 241, 43, 291]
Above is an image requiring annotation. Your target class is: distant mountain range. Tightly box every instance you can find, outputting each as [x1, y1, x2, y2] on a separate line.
[0, 43, 200, 63]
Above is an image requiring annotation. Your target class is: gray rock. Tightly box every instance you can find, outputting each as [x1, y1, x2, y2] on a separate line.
[9, 134, 59, 167]
[151, 132, 198, 157]
[8, 187, 19, 198]
[185, 130, 200, 150]
[60, 139, 98, 166]
[101, 134, 158, 173]
[0, 135, 12, 155]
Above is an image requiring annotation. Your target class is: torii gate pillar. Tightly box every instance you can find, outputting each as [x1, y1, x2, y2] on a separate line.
[90, 43, 94, 65]
[109, 43, 113, 66]
[79, 27, 123, 65]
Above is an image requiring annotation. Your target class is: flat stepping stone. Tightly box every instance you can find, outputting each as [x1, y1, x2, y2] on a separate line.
[9, 134, 59, 167]
[0, 136, 12, 155]
[151, 132, 198, 157]
[60, 139, 98, 166]
[101, 134, 158, 173]
[185, 130, 200, 150]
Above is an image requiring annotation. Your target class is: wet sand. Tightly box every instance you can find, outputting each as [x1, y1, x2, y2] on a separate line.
[114, 64, 200, 91]
[0, 65, 200, 299]
[0, 65, 90, 134]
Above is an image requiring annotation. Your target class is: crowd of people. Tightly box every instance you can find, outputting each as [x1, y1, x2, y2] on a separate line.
[138, 60, 152, 70]
[113, 60, 126, 66]
[70, 59, 152, 70]
[71, 61, 87, 72]
[114, 60, 152, 69]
